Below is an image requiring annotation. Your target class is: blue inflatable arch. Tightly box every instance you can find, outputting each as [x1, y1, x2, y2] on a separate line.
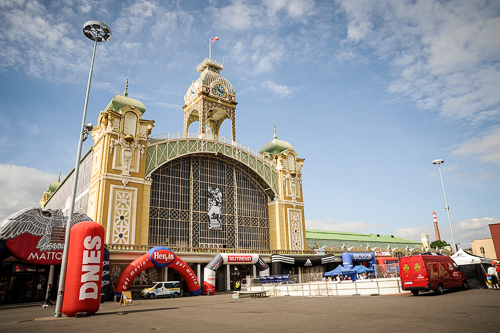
[342, 252, 375, 269]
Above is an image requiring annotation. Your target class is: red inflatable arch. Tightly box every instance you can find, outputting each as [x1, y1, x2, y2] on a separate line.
[115, 246, 201, 296]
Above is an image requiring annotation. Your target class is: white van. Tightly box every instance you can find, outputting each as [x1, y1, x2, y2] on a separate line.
[141, 281, 181, 299]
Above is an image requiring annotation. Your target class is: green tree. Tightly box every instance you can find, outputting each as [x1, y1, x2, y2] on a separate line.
[430, 240, 450, 249]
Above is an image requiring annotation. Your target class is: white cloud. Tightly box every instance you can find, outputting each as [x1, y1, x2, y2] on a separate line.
[260, 81, 295, 98]
[393, 226, 433, 243]
[452, 125, 500, 166]
[215, 0, 314, 31]
[306, 218, 384, 233]
[337, 0, 500, 124]
[263, 0, 315, 19]
[0, 0, 91, 81]
[0, 164, 57, 219]
[346, 21, 373, 42]
[394, 217, 500, 248]
[218, 1, 255, 30]
[231, 35, 286, 73]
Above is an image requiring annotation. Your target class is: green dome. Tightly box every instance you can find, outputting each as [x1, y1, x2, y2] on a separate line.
[49, 182, 61, 192]
[105, 94, 145, 114]
[46, 173, 62, 194]
[48, 181, 61, 193]
[259, 127, 293, 155]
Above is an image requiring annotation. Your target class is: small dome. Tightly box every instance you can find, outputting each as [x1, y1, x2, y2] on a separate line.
[46, 173, 62, 194]
[259, 127, 293, 155]
[47, 181, 61, 193]
[105, 94, 146, 114]
[420, 233, 430, 239]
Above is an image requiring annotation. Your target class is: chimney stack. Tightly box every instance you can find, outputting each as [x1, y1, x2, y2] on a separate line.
[433, 212, 441, 241]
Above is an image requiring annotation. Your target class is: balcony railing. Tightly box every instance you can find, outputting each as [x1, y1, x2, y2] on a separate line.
[149, 132, 261, 158]
[105, 244, 336, 256]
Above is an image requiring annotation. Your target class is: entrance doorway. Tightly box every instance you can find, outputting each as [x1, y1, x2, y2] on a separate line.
[0, 261, 54, 304]
[230, 265, 252, 291]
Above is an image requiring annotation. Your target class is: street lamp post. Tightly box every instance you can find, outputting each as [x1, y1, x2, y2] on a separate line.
[432, 159, 457, 253]
[54, 21, 111, 318]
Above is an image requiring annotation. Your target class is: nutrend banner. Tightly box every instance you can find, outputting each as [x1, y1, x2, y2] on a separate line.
[203, 253, 269, 295]
[114, 246, 201, 296]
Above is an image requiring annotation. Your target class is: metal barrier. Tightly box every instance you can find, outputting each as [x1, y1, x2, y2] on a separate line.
[245, 278, 409, 297]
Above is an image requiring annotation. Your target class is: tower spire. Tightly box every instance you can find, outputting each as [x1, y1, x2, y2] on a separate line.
[124, 72, 129, 97]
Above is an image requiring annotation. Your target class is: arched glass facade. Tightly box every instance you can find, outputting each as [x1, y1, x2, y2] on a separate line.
[149, 155, 270, 249]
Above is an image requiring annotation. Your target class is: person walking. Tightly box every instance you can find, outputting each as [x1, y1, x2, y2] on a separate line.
[487, 266, 499, 289]
[45, 284, 53, 306]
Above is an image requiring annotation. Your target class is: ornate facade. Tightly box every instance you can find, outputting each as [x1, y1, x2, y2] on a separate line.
[39, 57, 309, 292]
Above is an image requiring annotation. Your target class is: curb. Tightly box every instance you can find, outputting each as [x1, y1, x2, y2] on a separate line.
[0, 302, 43, 310]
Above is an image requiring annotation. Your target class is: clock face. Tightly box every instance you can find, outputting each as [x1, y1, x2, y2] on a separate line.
[214, 84, 225, 97]
[190, 87, 196, 99]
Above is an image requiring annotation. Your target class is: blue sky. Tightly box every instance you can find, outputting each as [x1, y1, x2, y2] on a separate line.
[1, 0, 499, 249]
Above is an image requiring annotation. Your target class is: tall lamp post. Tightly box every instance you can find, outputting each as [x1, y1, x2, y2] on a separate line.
[432, 159, 457, 253]
[54, 20, 111, 318]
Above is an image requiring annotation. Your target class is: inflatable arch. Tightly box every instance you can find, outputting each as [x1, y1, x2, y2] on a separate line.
[204, 253, 269, 295]
[342, 252, 376, 269]
[115, 246, 201, 297]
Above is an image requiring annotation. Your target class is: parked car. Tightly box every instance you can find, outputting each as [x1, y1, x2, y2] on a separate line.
[278, 281, 296, 285]
[141, 281, 181, 299]
[400, 255, 467, 296]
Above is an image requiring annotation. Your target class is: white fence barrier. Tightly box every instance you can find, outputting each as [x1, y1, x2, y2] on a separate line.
[244, 278, 410, 297]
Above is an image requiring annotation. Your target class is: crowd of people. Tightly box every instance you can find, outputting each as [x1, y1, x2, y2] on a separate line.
[322, 273, 379, 282]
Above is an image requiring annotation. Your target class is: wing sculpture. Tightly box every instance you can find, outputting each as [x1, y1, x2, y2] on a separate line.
[0, 207, 92, 251]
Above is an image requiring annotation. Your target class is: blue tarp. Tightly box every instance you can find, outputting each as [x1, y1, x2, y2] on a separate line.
[352, 265, 375, 273]
[325, 265, 356, 276]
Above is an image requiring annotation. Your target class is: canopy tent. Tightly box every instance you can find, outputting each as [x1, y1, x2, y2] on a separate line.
[451, 249, 492, 265]
[352, 265, 375, 273]
[325, 265, 357, 281]
[421, 252, 445, 256]
[451, 249, 492, 289]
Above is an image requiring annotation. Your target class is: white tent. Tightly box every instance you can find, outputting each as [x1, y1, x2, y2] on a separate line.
[451, 249, 492, 265]
[451, 249, 492, 289]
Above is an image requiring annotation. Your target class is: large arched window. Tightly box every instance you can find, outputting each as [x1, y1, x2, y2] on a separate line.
[148, 155, 270, 250]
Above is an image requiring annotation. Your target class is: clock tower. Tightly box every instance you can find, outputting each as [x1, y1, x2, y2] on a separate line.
[183, 58, 237, 142]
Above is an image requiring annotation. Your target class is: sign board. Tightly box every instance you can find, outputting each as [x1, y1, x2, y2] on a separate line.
[259, 275, 289, 284]
[120, 291, 133, 306]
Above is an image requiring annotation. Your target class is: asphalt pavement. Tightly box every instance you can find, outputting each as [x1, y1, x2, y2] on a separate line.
[0, 288, 498, 332]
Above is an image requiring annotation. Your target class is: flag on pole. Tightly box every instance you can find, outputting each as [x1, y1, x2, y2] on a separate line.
[210, 36, 219, 44]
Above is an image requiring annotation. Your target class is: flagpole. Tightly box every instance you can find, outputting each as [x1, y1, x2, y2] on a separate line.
[209, 39, 211, 59]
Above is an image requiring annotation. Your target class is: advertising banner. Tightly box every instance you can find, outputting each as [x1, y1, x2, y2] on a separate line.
[0, 207, 92, 265]
[62, 221, 105, 317]
[101, 248, 111, 301]
[207, 186, 222, 230]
